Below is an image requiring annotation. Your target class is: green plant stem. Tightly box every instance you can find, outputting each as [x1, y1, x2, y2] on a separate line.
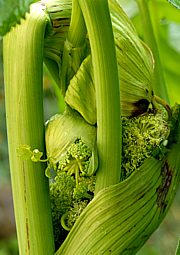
[60, 0, 87, 94]
[3, 4, 54, 255]
[68, 0, 87, 46]
[137, 0, 169, 103]
[78, 0, 122, 193]
[44, 64, 65, 113]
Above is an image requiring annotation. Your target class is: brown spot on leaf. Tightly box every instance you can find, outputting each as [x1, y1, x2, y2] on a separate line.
[23, 163, 30, 253]
[132, 99, 150, 116]
[156, 161, 172, 213]
[52, 18, 70, 28]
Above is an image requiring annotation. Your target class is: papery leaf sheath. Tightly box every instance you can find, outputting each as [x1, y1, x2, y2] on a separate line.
[45, 108, 98, 176]
[65, 0, 156, 124]
[56, 158, 178, 255]
[44, 0, 72, 89]
[56, 105, 180, 254]
[65, 55, 96, 125]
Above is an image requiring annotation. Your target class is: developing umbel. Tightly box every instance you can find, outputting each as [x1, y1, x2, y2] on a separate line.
[45, 109, 97, 246]
[45, 107, 170, 247]
[122, 111, 170, 178]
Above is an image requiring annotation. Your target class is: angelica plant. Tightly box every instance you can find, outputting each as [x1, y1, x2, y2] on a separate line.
[2, 0, 180, 254]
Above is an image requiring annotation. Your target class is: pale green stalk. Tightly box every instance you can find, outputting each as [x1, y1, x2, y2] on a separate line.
[60, 0, 87, 94]
[78, 0, 122, 193]
[44, 64, 65, 113]
[136, 0, 169, 103]
[67, 0, 87, 46]
[3, 4, 54, 254]
[43, 0, 72, 95]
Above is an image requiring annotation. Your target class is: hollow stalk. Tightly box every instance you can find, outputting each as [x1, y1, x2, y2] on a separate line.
[3, 4, 54, 254]
[78, 0, 122, 193]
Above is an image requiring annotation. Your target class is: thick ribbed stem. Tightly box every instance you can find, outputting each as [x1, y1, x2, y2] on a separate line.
[3, 4, 54, 254]
[78, 0, 122, 193]
[68, 0, 87, 46]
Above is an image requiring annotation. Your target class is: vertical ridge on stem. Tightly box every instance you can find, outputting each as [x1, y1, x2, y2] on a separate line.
[78, 0, 122, 193]
[3, 4, 54, 254]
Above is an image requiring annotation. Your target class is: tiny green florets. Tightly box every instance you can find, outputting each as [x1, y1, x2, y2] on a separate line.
[68, 139, 92, 160]
[64, 200, 89, 230]
[50, 173, 75, 215]
[73, 176, 96, 201]
[57, 138, 92, 181]
[121, 111, 170, 179]
[47, 109, 170, 247]
[48, 137, 96, 247]
[49, 170, 96, 247]
[50, 172, 76, 246]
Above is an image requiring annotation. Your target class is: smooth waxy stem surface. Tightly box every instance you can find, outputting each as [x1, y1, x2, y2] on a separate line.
[3, 4, 54, 254]
[78, 0, 122, 193]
